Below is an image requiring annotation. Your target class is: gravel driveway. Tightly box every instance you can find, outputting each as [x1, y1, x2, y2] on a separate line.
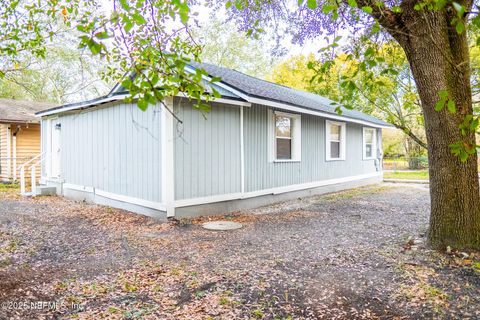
[0, 184, 479, 319]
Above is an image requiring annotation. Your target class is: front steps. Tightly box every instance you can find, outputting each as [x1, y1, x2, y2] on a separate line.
[21, 185, 56, 197]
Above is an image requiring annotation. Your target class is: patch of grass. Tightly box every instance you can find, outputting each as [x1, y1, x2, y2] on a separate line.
[0, 240, 19, 253]
[0, 183, 19, 190]
[384, 170, 429, 180]
[321, 185, 391, 201]
[251, 309, 264, 318]
[0, 257, 12, 268]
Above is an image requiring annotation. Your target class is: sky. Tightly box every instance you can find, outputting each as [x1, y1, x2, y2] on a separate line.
[98, 0, 335, 60]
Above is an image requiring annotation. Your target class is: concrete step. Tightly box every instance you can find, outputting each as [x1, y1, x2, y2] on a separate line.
[36, 186, 56, 196]
[21, 185, 56, 197]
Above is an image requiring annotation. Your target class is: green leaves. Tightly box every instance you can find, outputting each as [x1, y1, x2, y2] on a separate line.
[435, 90, 456, 113]
[307, 0, 317, 9]
[449, 141, 478, 162]
[322, 4, 337, 14]
[361, 6, 373, 14]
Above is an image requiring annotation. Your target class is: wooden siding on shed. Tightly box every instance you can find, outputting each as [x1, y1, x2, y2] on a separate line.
[243, 105, 379, 192]
[57, 102, 163, 203]
[173, 98, 242, 200]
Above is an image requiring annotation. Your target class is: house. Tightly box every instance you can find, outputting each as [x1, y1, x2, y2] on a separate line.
[0, 99, 55, 183]
[35, 62, 391, 219]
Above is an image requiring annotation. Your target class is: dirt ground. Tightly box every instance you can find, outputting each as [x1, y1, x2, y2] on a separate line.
[1, 183, 479, 319]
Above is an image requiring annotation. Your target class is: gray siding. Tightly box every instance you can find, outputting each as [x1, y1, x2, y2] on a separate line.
[173, 98, 241, 200]
[58, 102, 163, 203]
[244, 105, 379, 192]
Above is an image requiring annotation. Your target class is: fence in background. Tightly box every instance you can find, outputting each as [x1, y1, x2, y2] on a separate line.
[383, 156, 429, 171]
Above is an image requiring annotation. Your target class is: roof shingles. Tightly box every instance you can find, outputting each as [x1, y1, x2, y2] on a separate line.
[191, 62, 390, 127]
[0, 99, 55, 123]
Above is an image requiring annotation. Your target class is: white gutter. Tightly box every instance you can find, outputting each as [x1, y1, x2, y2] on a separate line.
[36, 94, 130, 117]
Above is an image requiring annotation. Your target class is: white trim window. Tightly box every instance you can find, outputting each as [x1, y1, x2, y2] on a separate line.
[268, 110, 301, 162]
[326, 120, 346, 161]
[363, 127, 377, 160]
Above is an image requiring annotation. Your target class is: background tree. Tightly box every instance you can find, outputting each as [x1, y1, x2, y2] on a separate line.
[0, 46, 109, 103]
[195, 19, 276, 78]
[269, 47, 427, 168]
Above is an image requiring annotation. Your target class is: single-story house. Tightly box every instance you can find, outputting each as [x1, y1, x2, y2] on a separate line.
[0, 99, 55, 183]
[35, 62, 391, 219]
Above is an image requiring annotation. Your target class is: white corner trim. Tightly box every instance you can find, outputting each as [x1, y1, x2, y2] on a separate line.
[240, 106, 245, 194]
[325, 120, 346, 161]
[362, 127, 377, 160]
[164, 97, 175, 217]
[173, 172, 382, 208]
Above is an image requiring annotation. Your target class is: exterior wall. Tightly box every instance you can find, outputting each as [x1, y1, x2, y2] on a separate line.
[173, 98, 241, 200]
[243, 105, 381, 192]
[40, 98, 383, 219]
[55, 101, 163, 204]
[0, 123, 41, 182]
[15, 124, 41, 181]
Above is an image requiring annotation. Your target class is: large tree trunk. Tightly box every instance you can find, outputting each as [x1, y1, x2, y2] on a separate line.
[387, 2, 480, 249]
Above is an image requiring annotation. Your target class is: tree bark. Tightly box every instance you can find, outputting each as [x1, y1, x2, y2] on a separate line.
[382, 1, 480, 249]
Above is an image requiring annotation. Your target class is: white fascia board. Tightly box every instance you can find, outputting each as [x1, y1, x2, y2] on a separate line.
[247, 96, 390, 129]
[37, 92, 250, 118]
[36, 94, 130, 117]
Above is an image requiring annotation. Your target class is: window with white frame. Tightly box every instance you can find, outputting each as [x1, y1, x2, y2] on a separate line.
[363, 127, 377, 159]
[326, 120, 346, 161]
[275, 115, 292, 159]
[268, 110, 301, 161]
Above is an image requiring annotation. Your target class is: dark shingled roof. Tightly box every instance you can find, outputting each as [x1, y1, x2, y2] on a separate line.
[189, 62, 391, 127]
[0, 99, 55, 123]
[36, 61, 391, 127]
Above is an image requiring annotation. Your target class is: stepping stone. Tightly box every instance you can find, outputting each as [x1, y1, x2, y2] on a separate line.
[202, 221, 243, 231]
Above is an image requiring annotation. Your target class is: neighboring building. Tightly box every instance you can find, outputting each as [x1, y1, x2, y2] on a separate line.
[0, 99, 55, 183]
[35, 63, 391, 219]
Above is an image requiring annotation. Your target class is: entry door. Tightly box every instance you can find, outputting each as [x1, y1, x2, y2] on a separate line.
[50, 119, 61, 178]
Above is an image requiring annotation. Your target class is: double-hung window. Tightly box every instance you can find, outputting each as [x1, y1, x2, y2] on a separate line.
[268, 110, 301, 161]
[326, 120, 346, 161]
[363, 127, 377, 160]
[275, 115, 292, 159]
